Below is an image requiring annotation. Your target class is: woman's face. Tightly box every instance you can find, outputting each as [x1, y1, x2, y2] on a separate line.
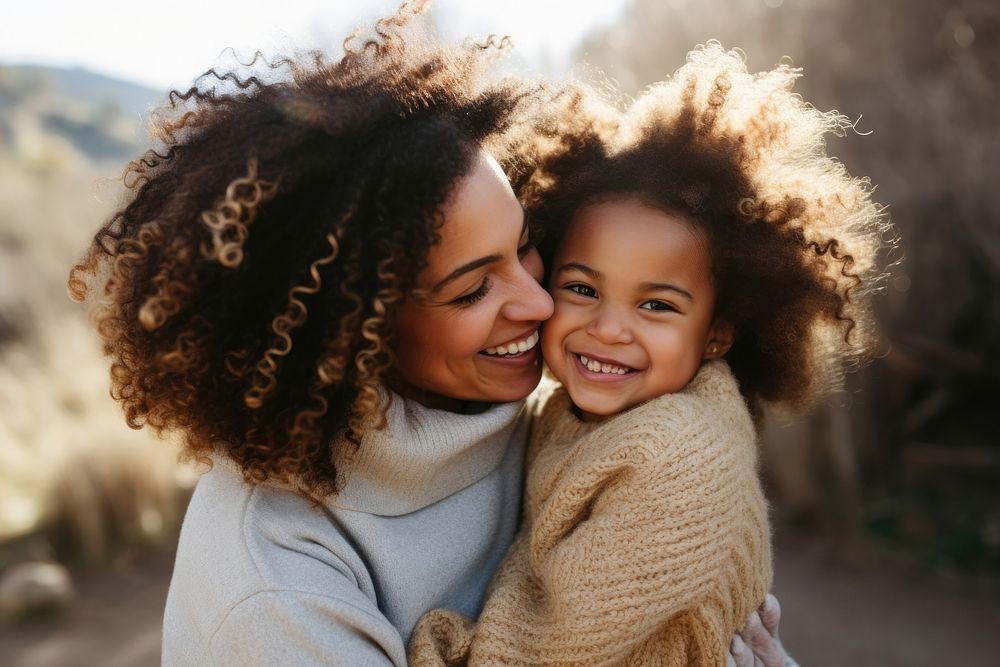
[392, 150, 553, 409]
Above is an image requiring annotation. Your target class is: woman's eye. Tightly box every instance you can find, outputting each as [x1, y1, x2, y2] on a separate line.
[517, 240, 535, 257]
[566, 284, 598, 298]
[452, 278, 492, 306]
[640, 300, 677, 312]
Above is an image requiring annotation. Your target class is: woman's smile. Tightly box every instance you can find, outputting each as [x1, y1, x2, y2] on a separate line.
[481, 329, 540, 357]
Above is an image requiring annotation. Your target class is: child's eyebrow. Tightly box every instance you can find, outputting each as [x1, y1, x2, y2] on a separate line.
[640, 281, 694, 301]
[556, 262, 600, 279]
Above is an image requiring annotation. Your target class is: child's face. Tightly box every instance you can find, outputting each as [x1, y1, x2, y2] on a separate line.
[541, 198, 730, 418]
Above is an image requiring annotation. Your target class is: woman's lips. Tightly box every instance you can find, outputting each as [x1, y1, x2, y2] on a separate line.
[477, 329, 542, 368]
[477, 344, 540, 368]
[481, 329, 540, 356]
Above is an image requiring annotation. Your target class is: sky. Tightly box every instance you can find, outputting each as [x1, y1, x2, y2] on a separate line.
[1, 0, 631, 90]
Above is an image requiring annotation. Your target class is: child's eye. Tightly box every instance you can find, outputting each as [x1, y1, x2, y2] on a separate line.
[452, 278, 493, 306]
[566, 284, 598, 298]
[517, 241, 535, 257]
[640, 299, 677, 312]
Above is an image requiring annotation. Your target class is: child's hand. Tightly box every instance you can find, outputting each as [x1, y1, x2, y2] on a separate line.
[727, 594, 798, 667]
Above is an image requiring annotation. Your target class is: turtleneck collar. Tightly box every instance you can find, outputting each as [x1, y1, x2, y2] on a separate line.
[211, 389, 528, 517]
[326, 389, 527, 516]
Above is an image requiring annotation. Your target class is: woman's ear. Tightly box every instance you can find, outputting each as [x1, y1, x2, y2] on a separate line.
[703, 319, 735, 359]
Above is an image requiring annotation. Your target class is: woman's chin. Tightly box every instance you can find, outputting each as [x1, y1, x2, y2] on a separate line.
[479, 367, 543, 403]
[407, 368, 542, 410]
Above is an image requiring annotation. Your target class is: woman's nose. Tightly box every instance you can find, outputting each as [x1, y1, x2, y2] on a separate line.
[586, 307, 634, 345]
[501, 264, 554, 323]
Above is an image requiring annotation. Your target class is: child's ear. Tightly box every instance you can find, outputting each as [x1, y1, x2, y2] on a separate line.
[703, 319, 735, 360]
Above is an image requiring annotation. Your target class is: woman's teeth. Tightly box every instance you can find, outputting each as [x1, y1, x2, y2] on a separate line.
[483, 330, 539, 356]
[578, 354, 631, 375]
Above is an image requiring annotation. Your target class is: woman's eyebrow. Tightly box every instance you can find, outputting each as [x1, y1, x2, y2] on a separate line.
[431, 254, 503, 293]
[431, 215, 529, 293]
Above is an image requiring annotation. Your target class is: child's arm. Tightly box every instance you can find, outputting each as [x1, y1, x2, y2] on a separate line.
[481, 403, 768, 665]
[409, 390, 772, 666]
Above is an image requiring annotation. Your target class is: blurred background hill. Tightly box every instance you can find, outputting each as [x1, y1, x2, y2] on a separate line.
[0, 1, 998, 665]
[0, 65, 160, 168]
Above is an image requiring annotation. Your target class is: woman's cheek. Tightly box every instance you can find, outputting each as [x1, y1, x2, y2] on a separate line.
[540, 313, 569, 379]
[460, 301, 505, 355]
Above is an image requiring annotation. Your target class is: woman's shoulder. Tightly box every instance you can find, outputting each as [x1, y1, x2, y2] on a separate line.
[180, 460, 367, 588]
[166, 463, 404, 664]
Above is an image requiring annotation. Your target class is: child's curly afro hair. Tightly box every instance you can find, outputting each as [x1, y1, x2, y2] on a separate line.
[521, 42, 892, 416]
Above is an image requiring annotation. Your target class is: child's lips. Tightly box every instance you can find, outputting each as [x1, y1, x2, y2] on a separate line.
[571, 352, 639, 381]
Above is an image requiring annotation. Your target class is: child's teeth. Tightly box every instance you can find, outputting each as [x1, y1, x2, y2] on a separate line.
[517, 340, 528, 352]
[579, 353, 630, 374]
[486, 347, 497, 355]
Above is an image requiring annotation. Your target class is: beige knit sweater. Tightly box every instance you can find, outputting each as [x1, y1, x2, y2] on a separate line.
[408, 360, 772, 666]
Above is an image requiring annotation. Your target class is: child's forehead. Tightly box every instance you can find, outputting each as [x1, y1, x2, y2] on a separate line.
[562, 199, 706, 255]
[573, 197, 698, 230]
[554, 200, 713, 289]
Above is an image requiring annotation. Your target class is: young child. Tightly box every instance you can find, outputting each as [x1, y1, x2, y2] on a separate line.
[408, 43, 886, 666]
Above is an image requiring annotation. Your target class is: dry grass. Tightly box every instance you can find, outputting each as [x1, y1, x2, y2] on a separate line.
[0, 146, 197, 564]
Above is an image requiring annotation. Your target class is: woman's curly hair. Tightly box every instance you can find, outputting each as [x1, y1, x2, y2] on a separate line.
[68, 1, 554, 499]
[521, 42, 892, 416]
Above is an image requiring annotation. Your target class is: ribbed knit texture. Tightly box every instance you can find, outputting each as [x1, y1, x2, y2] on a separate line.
[327, 387, 528, 516]
[162, 389, 532, 666]
[408, 360, 772, 666]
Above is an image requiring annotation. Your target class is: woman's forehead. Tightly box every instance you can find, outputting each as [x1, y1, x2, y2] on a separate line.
[422, 153, 524, 279]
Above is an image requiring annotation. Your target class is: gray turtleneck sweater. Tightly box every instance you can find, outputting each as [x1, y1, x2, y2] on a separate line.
[161, 392, 530, 666]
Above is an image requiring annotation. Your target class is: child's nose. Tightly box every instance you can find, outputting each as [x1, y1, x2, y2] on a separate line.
[586, 307, 634, 345]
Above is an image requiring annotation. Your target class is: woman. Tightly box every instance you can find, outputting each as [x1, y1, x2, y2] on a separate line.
[69, 4, 787, 665]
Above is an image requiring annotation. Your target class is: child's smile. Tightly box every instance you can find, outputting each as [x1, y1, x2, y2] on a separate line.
[574, 352, 637, 377]
[541, 198, 733, 418]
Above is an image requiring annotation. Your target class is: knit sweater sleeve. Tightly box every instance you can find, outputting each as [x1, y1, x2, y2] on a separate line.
[410, 364, 772, 666]
[409, 363, 772, 666]
[512, 408, 771, 665]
